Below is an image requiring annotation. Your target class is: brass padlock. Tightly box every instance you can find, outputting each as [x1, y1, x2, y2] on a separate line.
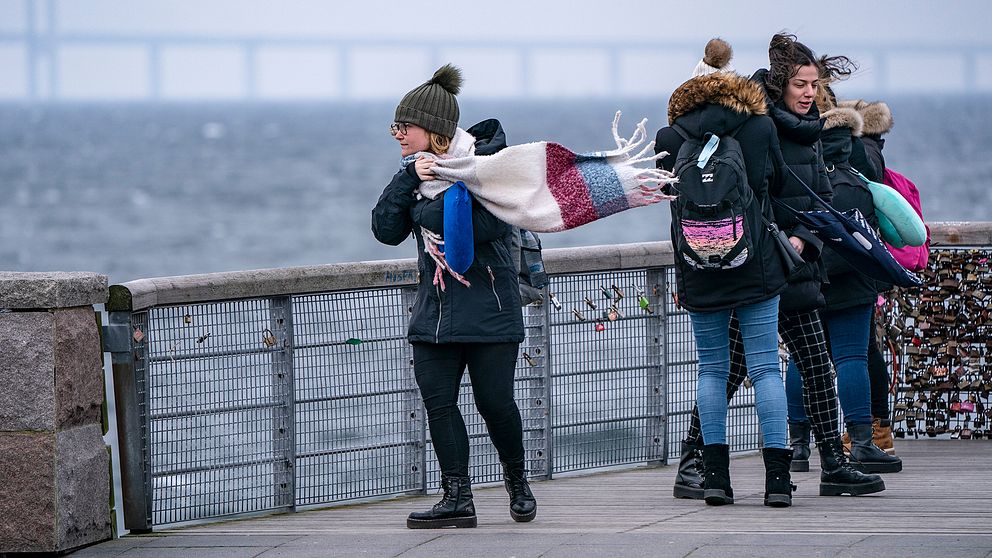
[262, 328, 278, 347]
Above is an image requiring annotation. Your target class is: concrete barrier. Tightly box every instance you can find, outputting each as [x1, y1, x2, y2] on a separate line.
[0, 272, 111, 554]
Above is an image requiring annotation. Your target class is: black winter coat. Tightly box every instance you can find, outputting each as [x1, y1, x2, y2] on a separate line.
[654, 73, 788, 312]
[371, 119, 524, 344]
[818, 113, 885, 309]
[753, 69, 833, 314]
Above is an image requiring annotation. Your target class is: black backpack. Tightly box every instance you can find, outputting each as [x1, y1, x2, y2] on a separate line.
[670, 124, 756, 271]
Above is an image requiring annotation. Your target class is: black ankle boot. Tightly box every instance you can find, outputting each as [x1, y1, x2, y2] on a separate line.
[701, 443, 733, 505]
[673, 439, 705, 499]
[817, 437, 886, 496]
[502, 462, 537, 522]
[761, 448, 795, 507]
[789, 422, 811, 472]
[407, 475, 477, 529]
[847, 423, 903, 474]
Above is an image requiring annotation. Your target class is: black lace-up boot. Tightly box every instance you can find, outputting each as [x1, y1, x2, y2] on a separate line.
[847, 423, 903, 474]
[502, 462, 537, 522]
[817, 437, 886, 496]
[407, 475, 477, 529]
[673, 439, 705, 499]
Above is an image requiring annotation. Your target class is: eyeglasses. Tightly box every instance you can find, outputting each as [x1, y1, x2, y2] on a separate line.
[389, 122, 413, 136]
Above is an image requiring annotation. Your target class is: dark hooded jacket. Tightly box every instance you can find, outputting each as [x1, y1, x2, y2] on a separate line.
[752, 68, 834, 314]
[371, 119, 524, 343]
[654, 72, 788, 312]
[840, 99, 894, 180]
[818, 106, 886, 310]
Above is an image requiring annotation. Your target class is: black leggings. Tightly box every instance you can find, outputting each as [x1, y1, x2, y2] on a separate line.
[412, 342, 524, 477]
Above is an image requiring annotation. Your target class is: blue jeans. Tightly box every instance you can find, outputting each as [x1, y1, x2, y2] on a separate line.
[820, 304, 874, 426]
[689, 296, 787, 449]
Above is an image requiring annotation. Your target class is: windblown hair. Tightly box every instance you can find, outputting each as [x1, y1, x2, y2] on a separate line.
[765, 32, 857, 102]
[428, 132, 451, 155]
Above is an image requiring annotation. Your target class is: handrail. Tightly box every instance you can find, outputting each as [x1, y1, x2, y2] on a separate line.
[106, 222, 992, 312]
[107, 241, 677, 311]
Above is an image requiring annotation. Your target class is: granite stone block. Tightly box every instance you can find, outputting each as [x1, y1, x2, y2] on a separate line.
[54, 307, 105, 429]
[56, 425, 112, 550]
[0, 271, 108, 309]
[0, 311, 55, 432]
[0, 432, 56, 553]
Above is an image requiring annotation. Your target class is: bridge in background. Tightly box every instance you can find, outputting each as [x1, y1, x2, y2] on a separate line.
[3, 0, 992, 100]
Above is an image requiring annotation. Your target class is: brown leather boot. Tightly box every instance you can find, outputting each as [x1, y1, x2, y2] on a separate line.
[873, 417, 896, 455]
[841, 430, 851, 454]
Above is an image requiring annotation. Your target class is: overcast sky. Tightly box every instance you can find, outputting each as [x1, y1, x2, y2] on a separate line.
[2, 0, 991, 100]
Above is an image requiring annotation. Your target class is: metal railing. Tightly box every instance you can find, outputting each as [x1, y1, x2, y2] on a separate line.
[104, 223, 992, 531]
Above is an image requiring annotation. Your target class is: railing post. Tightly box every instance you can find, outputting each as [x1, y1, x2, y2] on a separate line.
[268, 296, 295, 512]
[400, 286, 426, 493]
[523, 299, 552, 480]
[646, 268, 668, 465]
[107, 310, 153, 533]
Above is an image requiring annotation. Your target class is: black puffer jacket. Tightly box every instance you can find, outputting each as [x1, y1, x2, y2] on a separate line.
[752, 68, 833, 314]
[654, 73, 788, 312]
[371, 119, 524, 343]
[818, 108, 885, 309]
[840, 99, 894, 181]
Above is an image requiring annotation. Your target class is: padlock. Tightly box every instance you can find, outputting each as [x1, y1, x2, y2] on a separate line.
[584, 296, 597, 310]
[132, 327, 145, 343]
[572, 308, 586, 322]
[612, 284, 625, 300]
[549, 292, 562, 310]
[595, 322, 606, 332]
[183, 314, 192, 325]
[522, 352, 536, 366]
[262, 329, 278, 347]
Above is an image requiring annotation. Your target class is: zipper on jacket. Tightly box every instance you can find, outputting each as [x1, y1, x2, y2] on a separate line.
[434, 284, 442, 343]
[487, 265, 503, 311]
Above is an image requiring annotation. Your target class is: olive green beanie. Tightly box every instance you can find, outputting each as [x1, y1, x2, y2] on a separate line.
[394, 64, 463, 139]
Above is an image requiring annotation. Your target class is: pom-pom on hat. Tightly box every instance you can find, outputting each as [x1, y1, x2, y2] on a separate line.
[394, 64, 463, 139]
[691, 38, 734, 78]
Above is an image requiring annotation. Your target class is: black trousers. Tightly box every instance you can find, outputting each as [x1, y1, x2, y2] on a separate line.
[412, 342, 524, 477]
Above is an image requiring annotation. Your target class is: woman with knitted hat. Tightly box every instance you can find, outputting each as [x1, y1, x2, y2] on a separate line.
[654, 37, 793, 506]
[661, 37, 885, 504]
[372, 64, 537, 529]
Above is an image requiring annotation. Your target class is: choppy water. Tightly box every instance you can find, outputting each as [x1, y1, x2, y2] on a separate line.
[1, 96, 989, 284]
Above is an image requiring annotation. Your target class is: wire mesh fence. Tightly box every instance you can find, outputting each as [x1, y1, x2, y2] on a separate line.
[116, 264, 761, 528]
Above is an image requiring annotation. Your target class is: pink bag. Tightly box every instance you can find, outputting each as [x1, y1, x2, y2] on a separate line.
[883, 168, 930, 272]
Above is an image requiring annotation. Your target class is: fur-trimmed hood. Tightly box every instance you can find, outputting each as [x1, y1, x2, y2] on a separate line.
[838, 99, 893, 136]
[667, 72, 768, 124]
[821, 106, 863, 136]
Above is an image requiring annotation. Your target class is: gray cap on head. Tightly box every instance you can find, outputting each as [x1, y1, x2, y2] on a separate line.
[394, 64, 463, 139]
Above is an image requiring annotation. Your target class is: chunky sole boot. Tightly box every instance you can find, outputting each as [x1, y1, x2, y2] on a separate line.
[502, 462, 537, 523]
[817, 437, 886, 496]
[673, 439, 705, 500]
[407, 475, 478, 529]
[848, 423, 903, 474]
[702, 444, 734, 506]
[789, 422, 811, 473]
[762, 448, 795, 507]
